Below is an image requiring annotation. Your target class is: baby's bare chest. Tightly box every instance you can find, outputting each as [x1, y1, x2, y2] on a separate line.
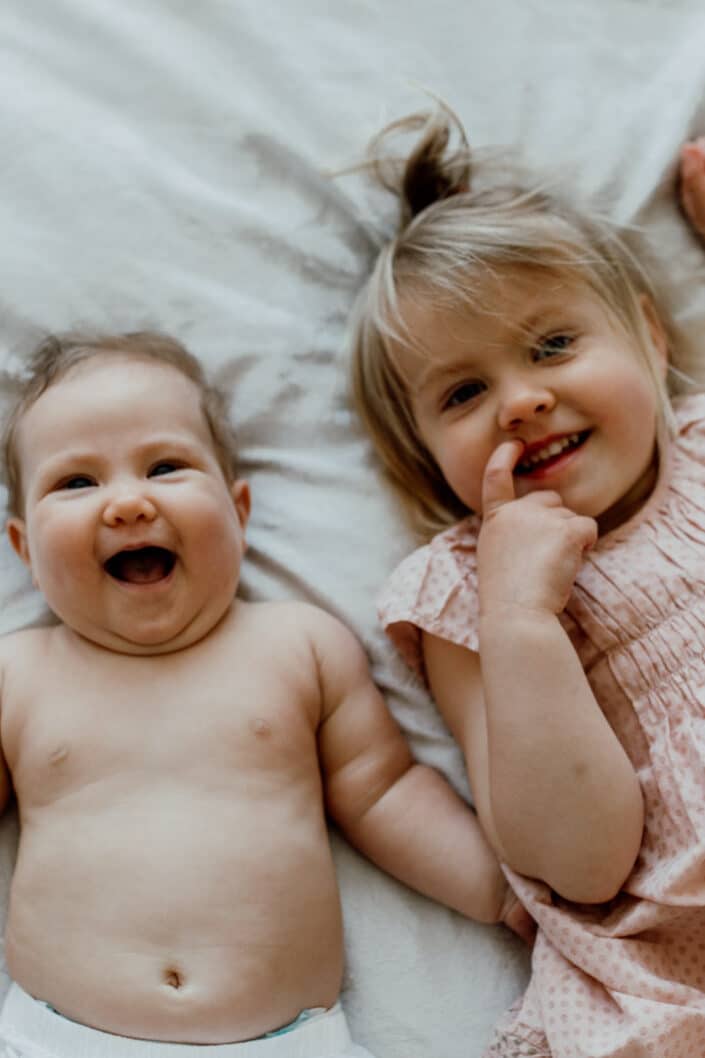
[3, 644, 319, 810]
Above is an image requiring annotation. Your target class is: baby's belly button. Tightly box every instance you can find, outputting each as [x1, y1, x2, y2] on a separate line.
[162, 967, 185, 991]
[152, 960, 222, 1000]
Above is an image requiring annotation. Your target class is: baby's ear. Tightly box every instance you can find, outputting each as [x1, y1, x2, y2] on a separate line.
[7, 517, 32, 570]
[639, 293, 669, 379]
[231, 479, 251, 532]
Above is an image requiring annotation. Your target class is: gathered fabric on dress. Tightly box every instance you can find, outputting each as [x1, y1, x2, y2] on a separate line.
[378, 394, 705, 1058]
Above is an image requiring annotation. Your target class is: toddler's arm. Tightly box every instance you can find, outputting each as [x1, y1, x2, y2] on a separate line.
[424, 630, 642, 904]
[424, 443, 643, 904]
[314, 611, 521, 930]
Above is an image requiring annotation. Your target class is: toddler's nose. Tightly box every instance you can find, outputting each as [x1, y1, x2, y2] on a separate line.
[102, 488, 158, 527]
[498, 384, 556, 431]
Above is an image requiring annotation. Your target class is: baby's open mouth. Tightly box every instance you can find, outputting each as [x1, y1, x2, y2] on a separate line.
[514, 430, 591, 476]
[104, 547, 176, 584]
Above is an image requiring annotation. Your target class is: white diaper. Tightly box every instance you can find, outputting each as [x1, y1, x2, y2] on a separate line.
[0, 984, 376, 1058]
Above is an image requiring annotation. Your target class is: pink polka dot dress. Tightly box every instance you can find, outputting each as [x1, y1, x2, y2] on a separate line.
[378, 395, 705, 1057]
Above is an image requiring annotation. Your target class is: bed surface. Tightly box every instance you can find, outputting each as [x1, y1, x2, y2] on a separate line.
[0, 2, 704, 1054]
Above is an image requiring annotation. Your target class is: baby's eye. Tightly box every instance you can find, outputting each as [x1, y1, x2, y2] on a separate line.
[532, 334, 574, 362]
[443, 380, 486, 410]
[59, 475, 95, 491]
[148, 462, 180, 478]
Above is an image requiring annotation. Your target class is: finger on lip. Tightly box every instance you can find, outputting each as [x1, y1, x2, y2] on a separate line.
[481, 439, 525, 513]
[483, 439, 526, 482]
[495, 438, 525, 473]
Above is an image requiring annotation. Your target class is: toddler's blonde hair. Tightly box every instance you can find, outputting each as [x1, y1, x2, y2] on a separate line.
[350, 106, 683, 538]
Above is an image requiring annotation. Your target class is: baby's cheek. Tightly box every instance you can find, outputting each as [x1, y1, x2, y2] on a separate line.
[30, 525, 75, 586]
[199, 509, 245, 569]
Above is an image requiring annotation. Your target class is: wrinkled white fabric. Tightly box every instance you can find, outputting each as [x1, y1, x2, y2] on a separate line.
[0, 2, 703, 1056]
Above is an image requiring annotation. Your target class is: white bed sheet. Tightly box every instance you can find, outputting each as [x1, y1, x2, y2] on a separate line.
[0, 2, 704, 1054]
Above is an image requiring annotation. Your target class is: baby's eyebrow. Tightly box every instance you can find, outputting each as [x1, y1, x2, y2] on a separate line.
[36, 448, 96, 472]
[24, 453, 96, 495]
[32, 437, 196, 476]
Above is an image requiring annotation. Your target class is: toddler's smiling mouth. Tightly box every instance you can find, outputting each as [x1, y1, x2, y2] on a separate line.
[514, 430, 591, 476]
[104, 546, 176, 584]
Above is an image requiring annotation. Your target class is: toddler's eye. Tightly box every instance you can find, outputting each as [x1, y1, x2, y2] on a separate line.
[443, 380, 486, 409]
[533, 334, 574, 362]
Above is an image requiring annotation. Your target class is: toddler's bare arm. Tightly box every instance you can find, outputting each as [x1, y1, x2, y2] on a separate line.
[314, 613, 514, 927]
[424, 628, 642, 904]
[422, 442, 643, 905]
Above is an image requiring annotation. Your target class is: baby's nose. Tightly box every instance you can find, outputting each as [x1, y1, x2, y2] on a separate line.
[102, 489, 158, 527]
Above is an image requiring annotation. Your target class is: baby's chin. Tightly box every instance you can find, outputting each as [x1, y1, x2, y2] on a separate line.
[64, 603, 236, 656]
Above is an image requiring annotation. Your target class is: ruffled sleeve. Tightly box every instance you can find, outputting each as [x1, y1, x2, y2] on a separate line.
[377, 516, 483, 685]
[672, 391, 705, 467]
[673, 390, 705, 429]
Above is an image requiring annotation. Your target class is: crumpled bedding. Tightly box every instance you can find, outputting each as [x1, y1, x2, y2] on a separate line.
[0, 2, 703, 1054]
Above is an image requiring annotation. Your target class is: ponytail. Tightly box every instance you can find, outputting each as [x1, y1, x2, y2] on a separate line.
[364, 105, 471, 228]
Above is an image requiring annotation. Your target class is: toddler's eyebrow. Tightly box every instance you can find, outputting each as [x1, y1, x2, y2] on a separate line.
[408, 299, 577, 395]
[412, 358, 479, 394]
[518, 303, 572, 333]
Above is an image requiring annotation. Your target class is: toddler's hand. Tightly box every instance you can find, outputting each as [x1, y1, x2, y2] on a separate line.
[477, 440, 597, 617]
[680, 138, 705, 241]
[500, 888, 536, 947]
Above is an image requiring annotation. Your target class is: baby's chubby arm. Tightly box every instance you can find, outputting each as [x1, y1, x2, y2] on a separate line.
[313, 610, 517, 928]
[0, 645, 15, 817]
[425, 442, 643, 904]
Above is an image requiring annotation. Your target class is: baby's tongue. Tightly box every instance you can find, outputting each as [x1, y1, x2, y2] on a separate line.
[109, 547, 173, 584]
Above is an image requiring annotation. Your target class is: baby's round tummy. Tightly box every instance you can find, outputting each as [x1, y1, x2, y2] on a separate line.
[6, 792, 344, 1042]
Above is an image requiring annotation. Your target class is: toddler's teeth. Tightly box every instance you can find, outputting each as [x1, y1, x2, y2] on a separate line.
[516, 431, 586, 473]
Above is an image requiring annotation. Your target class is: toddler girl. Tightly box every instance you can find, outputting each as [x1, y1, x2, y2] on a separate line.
[350, 111, 705, 1057]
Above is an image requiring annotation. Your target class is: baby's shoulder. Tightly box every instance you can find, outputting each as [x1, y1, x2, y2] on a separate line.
[0, 624, 54, 663]
[239, 599, 361, 652]
[0, 624, 59, 693]
[235, 600, 368, 698]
